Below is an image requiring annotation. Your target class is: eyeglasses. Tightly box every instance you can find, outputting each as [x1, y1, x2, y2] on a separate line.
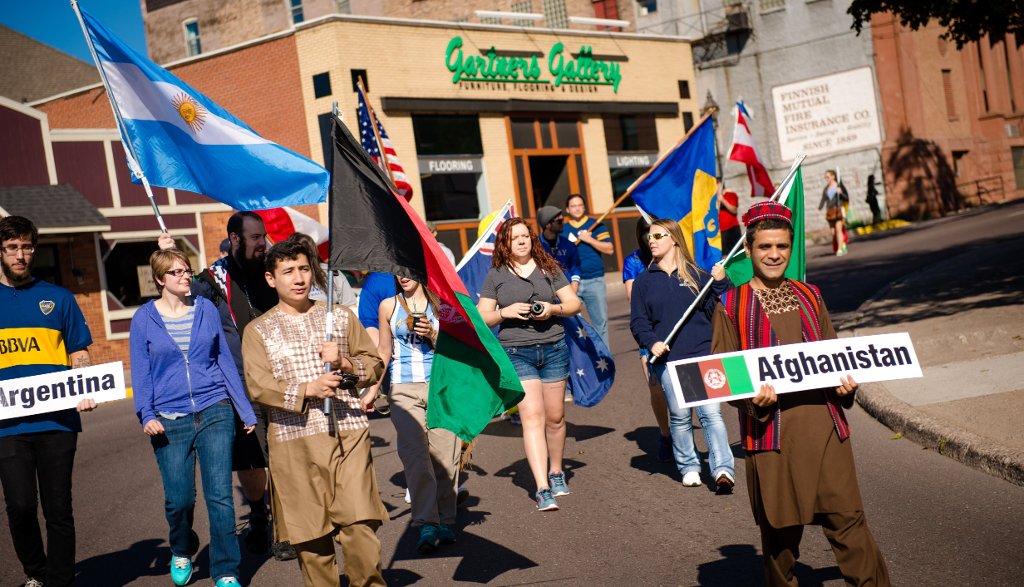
[2, 244, 35, 255]
[647, 233, 671, 241]
[165, 269, 194, 278]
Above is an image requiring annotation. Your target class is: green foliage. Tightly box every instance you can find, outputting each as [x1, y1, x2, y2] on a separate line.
[848, 1, 1024, 49]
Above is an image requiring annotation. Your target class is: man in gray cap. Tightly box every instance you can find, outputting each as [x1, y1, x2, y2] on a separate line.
[537, 205, 580, 292]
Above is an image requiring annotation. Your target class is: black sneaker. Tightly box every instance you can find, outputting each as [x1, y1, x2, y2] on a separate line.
[271, 541, 297, 561]
[244, 520, 270, 555]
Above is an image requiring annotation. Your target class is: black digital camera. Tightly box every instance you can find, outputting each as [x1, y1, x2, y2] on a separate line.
[530, 301, 545, 315]
[336, 372, 360, 390]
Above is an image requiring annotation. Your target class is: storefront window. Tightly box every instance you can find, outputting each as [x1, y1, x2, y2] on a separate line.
[102, 237, 198, 309]
[605, 114, 658, 208]
[413, 115, 485, 222]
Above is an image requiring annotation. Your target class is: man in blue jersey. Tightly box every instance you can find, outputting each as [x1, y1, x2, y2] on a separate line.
[0, 216, 96, 587]
[536, 206, 581, 293]
[561, 194, 614, 345]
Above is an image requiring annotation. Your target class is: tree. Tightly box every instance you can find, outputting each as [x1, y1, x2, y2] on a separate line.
[848, 0, 1024, 48]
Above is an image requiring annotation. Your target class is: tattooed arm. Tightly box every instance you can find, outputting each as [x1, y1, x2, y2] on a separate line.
[70, 349, 97, 412]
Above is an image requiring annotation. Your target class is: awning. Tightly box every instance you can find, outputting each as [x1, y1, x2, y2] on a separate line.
[0, 184, 111, 234]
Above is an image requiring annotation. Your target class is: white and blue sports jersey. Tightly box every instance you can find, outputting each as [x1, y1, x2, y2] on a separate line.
[388, 298, 438, 384]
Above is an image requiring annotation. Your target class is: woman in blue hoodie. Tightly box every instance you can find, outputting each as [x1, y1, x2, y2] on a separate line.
[629, 219, 735, 492]
[130, 249, 256, 587]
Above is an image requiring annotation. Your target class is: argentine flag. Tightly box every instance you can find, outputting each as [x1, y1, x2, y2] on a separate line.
[79, 8, 328, 210]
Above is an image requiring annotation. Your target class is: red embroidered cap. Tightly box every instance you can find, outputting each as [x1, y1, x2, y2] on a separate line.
[742, 201, 792, 227]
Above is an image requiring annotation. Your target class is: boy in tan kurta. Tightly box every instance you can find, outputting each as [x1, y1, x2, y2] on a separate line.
[242, 240, 388, 587]
[712, 201, 888, 586]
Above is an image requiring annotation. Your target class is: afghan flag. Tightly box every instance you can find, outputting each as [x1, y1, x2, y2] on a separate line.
[671, 355, 756, 407]
[724, 167, 806, 286]
[327, 117, 523, 441]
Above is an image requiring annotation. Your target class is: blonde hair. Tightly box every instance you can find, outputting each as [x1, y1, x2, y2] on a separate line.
[651, 218, 700, 293]
[149, 249, 192, 294]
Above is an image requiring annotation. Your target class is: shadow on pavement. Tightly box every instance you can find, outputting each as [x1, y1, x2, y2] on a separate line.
[75, 538, 170, 586]
[695, 543, 842, 586]
[566, 422, 614, 442]
[493, 458, 586, 498]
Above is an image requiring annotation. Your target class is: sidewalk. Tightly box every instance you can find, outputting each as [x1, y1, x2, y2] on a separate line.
[842, 235, 1024, 486]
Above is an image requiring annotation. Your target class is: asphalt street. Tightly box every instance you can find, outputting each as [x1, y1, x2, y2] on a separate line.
[2, 203, 1023, 586]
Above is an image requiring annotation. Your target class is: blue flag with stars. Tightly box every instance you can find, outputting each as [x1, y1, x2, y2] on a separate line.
[563, 315, 615, 407]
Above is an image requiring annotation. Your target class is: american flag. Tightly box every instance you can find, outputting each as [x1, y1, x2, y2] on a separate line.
[356, 84, 413, 201]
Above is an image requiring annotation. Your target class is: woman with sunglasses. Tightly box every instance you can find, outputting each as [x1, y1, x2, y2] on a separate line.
[130, 249, 257, 587]
[629, 219, 735, 492]
[478, 217, 581, 512]
[376, 276, 461, 554]
[623, 218, 672, 463]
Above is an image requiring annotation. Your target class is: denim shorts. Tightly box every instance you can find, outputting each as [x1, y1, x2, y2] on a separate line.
[504, 339, 569, 383]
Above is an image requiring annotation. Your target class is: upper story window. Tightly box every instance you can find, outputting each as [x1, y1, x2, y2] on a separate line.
[183, 19, 201, 56]
[291, 0, 304, 24]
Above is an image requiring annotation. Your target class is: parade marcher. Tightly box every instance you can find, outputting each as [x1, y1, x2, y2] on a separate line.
[129, 249, 257, 587]
[218, 238, 231, 259]
[376, 276, 460, 553]
[478, 218, 581, 511]
[0, 216, 97, 587]
[622, 218, 671, 463]
[536, 205, 581, 293]
[287, 233, 357, 309]
[159, 211, 296, 561]
[629, 219, 735, 491]
[242, 239, 388, 587]
[561, 194, 613, 345]
[818, 170, 850, 256]
[866, 174, 883, 226]
[719, 182, 741, 254]
[713, 201, 889, 586]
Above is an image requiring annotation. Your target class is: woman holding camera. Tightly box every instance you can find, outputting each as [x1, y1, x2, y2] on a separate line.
[376, 276, 460, 553]
[629, 219, 735, 492]
[478, 218, 581, 512]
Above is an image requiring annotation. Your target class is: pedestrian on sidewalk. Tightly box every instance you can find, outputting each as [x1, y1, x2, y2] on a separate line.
[561, 194, 613, 345]
[130, 248, 257, 587]
[818, 170, 850, 256]
[477, 218, 581, 511]
[623, 218, 672, 463]
[376, 276, 460, 554]
[866, 174, 883, 226]
[629, 219, 735, 491]
[713, 201, 889, 586]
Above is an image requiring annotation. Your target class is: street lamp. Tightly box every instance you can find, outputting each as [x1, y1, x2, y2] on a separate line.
[700, 91, 723, 178]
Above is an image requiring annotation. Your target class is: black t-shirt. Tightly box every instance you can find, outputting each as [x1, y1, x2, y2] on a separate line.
[481, 265, 570, 346]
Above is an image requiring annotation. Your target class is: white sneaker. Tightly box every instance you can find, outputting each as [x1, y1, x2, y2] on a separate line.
[682, 471, 702, 487]
[404, 488, 411, 504]
[25, 579, 44, 587]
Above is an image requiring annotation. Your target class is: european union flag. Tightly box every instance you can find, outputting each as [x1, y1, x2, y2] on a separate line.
[78, 7, 328, 210]
[563, 315, 615, 407]
[631, 116, 722, 270]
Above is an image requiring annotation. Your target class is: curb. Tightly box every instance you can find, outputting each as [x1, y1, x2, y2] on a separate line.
[856, 383, 1024, 487]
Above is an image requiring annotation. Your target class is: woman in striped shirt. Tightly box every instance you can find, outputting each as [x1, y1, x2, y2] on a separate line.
[376, 276, 460, 554]
[129, 249, 256, 587]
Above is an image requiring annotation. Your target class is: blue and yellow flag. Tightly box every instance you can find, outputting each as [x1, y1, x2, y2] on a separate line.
[630, 116, 721, 270]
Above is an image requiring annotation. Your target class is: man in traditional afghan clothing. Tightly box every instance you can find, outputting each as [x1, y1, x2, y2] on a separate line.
[712, 201, 889, 586]
[242, 239, 388, 587]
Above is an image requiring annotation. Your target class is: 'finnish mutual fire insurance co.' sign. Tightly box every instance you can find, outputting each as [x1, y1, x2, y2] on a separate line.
[0, 362, 127, 420]
[771, 67, 882, 162]
[666, 333, 922, 409]
[445, 36, 623, 93]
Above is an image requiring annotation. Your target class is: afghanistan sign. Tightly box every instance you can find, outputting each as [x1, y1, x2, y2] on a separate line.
[665, 333, 922, 408]
[0, 362, 127, 420]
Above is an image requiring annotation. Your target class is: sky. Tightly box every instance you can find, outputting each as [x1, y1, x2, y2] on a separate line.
[1, 0, 146, 63]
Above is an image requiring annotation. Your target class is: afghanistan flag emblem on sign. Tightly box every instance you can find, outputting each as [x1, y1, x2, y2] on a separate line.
[672, 355, 755, 405]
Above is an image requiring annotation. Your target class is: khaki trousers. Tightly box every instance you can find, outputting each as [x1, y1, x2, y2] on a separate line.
[389, 382, 460, 526]
[295, 521, 384, 587]
[760, 510, 890, 587]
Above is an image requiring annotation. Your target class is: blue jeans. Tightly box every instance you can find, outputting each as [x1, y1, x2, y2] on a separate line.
[578, 276, 609, 346]
[505, 339, 570, 383]
[151, 400, 239, 582]
[651, 363, 735, 478]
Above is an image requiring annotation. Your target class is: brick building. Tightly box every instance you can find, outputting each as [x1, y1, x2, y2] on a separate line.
[25, 15, 697, 365]
[870, 14, 1024, 218]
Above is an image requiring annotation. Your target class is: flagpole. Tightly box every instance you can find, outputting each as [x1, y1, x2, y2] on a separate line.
[590, 111, 716, 228]
[649, 155, 805, 364]
[455, 200, 513, 272]
[357, 77, 398, 188]
[323, 101, 341, 418]
[70, 0, 168, 233]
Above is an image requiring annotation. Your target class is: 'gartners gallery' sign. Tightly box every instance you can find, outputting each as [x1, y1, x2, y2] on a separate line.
[0, 362, 127, 420]
[445, 36, 623, 93]
[771, 67, 882, 162]
[666, 333, 922, 409]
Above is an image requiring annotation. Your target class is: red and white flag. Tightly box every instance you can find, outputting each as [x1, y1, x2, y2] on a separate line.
[728, 101, 774, 198]
[255, 207, 329, 261]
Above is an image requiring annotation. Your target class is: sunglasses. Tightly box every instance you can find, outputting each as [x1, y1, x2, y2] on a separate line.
[647, 232, 671, 241]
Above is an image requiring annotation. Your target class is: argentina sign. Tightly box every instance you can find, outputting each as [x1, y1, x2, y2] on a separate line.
[0, 362, 127, 420]
[665, 333, 922, 409]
